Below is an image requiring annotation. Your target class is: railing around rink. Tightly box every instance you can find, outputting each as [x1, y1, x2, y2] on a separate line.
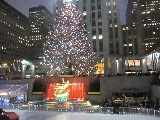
[118, 107, 160, 117]
[2, 104, 160, 118]
[6, 103, 114, 113]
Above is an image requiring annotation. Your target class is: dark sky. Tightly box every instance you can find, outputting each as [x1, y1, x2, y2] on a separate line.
[4, 0, 128, 25]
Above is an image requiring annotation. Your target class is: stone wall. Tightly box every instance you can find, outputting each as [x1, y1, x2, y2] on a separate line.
[86, 95, 102, 105]
[30, 94, 44, 101]
[151, 85, 160, 106]
[100, 76, 154, 102]
[100, 76, 154, 100]
[0, 76, 156, 104]
[85, 76, 155, 105]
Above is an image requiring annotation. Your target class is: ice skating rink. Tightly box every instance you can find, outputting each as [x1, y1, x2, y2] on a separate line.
[4, 109, 160, 120]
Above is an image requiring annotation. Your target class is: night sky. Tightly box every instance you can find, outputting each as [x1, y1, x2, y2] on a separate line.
[4, 0, 128, 25]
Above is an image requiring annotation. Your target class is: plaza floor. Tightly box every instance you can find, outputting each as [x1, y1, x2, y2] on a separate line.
[3, 109, 160, 120]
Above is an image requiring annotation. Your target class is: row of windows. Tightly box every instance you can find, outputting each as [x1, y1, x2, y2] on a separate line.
[0, 45, 28, 56]
[83, 0, 101, 4]
[93, 39, 103, 53]
[109, 32, 118, 39]
[92, 20, 102, 26]
[123, 49, 138, 55]
[0, 4, 28, 24]
[110, 18, 117, 23]
[1, 32, 29, 42]
[0, 20, 29, 34]
[92, 28, 102, 35]
[83, 0, 101, 11]
[93, 41, 121, 55]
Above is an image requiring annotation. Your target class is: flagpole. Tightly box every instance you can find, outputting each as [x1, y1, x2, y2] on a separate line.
[108, 57, 111, 75]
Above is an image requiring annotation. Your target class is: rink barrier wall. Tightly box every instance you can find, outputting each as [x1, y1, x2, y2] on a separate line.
[0, 76, 159, 106]
[2, 104, 160, 118]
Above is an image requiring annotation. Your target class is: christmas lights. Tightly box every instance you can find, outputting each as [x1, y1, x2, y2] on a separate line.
[44, 3, 96, 76]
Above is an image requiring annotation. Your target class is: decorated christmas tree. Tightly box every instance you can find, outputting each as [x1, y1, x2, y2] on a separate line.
[44, 2, 96, 76]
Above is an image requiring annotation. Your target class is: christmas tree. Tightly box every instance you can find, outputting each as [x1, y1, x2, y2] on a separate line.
[44, 2, 96, 76]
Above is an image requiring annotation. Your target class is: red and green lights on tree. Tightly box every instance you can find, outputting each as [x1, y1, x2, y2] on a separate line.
[44, 3, 96, 76]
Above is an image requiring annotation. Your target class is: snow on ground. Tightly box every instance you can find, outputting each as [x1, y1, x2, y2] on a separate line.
[4, 109, 160, 120]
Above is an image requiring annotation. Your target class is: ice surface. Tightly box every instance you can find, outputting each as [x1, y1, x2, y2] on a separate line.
[4, 109, 160, 120]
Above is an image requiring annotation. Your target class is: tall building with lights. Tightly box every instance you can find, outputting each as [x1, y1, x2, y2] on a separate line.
[126, 0, 160, 54]
[29, 5, 54, 59]
[53, 0, 123, 75]
[125, 0, 144, 55]
[123, 0, 160, 73]
[121, 0, 144, 74]
[0, 0, 31, 75]
[140, 0, 160, 53]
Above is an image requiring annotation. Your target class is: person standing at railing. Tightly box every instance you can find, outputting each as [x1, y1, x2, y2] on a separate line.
[0, 108, 5, 115]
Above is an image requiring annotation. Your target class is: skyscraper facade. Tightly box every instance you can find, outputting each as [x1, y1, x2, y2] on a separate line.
[125, 0, 143, 55]
[126, 0, 160, 54]
[124, 0, 160, 73]
[0, 0, 31, 75]
[140, 0, 160, 53]
[29, 5, 54, 59]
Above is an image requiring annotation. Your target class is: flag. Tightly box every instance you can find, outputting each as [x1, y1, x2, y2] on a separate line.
[108, 57, 111, 68]
[119, 57, 122, 61]
[13, 63, 16, 71]
[18, 65, 21, 72]
[125, 57, 128, 66]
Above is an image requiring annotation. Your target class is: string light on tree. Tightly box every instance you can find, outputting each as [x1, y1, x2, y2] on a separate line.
[63, 0, 72, 3]
[44, 2, 96, 76]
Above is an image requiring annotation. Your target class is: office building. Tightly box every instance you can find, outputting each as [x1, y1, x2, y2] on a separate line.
[140, 0, 160, 53]
[126, 0, 160, 54]
[123, 0, 160, 73]
[0, 0, 31, 76]
[29, 5, 54, 60]
[20, 6, 54, 78]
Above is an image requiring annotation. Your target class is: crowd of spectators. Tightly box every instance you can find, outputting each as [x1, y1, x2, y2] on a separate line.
[107, 72, 159, 77]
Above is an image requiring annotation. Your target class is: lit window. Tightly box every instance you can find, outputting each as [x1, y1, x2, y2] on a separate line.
[142, 12, 145, 14]
[108, 2, 111, 6]
[93, 36, 96, 39]
[147, 11, 150, 13]
[134, 4, 137, 6]
[99, 35, 103, 39]
[83, 12, 86, 16]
